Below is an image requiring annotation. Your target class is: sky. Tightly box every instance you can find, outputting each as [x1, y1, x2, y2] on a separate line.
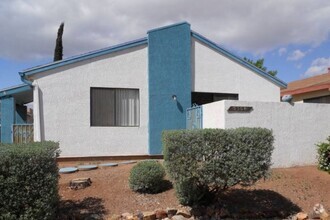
[0, 0, 330, 89]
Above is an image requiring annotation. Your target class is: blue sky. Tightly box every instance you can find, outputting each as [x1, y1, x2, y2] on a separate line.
[0, 0, 330, 89]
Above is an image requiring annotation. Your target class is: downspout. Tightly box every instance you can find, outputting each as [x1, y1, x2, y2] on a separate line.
[19, 72, 33, 86]
[32, 81, 41, 141]
[19, 72, 42, 141]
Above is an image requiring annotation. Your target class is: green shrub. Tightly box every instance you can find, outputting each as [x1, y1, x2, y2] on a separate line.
[317, 136, 330, 173]
[0, 141, 60, 220]
[163, 128, 274, 205]
[129, 160, 166, 193]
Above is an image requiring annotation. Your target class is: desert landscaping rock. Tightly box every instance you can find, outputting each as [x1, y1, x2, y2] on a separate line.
[155, 209, 167, 219]
[108, 214, 121, 220]
[69, 177, 92, 190]
[296, 212, 308, 220]
[142, 211, 156, 220]
[166, 208, 178, 217]
[313, 203, 330, 220]
[176, 210, 191, 218]
[171, 215, 190, 220]
[121, 212, 133, 219]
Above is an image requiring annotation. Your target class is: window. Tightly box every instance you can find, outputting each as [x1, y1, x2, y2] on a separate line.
[191, 92, 238, 105]
[304, 95, 330, 104]
[91, 88, 140, 127]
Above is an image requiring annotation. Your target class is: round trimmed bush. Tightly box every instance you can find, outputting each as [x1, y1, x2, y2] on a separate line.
[129, 160, 166, 193]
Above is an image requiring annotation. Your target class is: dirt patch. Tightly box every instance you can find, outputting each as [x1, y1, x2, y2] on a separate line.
[59, 163, 179, 217]
[58, 163, 330, 218]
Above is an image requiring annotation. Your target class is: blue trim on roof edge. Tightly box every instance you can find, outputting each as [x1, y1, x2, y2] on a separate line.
[20, 37, 148, 76]
[191, 31, 287, 88]
[0, 84, 32, 98]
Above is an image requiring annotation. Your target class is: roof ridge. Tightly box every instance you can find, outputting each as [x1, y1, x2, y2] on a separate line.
[288, 72, 330, 85]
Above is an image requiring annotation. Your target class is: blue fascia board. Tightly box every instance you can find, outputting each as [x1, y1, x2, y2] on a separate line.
[0, 84, 32, 98]
[191, 31, 287, 88]
[20, 37, 148, 77]
[147, 21, 190, 33]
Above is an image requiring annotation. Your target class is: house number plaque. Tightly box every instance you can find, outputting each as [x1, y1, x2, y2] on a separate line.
[227, 106, 253, 113]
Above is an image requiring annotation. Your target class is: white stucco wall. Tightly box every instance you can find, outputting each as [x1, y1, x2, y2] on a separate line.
[202, 101, 226, 129]
[31, 45, 149, 157]
[192, 38, 281, 102]
[202, 100, 330, 167]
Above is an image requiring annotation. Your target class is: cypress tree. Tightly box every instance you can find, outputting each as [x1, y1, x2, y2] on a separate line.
[53, 22, 64, 61]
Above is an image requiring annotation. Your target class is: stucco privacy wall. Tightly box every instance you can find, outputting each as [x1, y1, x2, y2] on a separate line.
[191, 38, 280, 102]
[31, 45, 148, 157]
[202, 100, 330, 167]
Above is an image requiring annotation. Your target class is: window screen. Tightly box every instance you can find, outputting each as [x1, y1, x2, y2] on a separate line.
[91, 88, 139, 126]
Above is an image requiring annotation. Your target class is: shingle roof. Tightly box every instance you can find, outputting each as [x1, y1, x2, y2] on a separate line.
[281, 69, 330, 96]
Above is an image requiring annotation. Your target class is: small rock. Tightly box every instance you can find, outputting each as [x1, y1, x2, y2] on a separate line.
[313, 204, 330, 220]
[288, 214, 297, 220]
[171, 215, 189, 220]
[108, 214, 121, 220]
[296, 212, 308, 220]
[122, 212, 135, 220]
[143, 211, 156, 220]
[155, 209, 167, 219]
[69, 177, 92, 190]
[166, 208, 178, 217]
[176, 210, 191, 218]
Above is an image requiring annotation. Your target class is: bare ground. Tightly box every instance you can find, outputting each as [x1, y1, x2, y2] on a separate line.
[58, 162, 330, 219]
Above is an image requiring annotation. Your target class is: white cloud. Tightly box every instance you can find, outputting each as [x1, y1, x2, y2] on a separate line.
[287, 50, 306, 61]
[278, 47, 287, 56]
[295, 63, 302, 69]
[303, 57, 330, 77]
[0, 0, 330, 60]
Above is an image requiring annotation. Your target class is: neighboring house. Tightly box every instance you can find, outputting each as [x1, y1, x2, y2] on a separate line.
[0, 22, 286, 158]
[281, 68, 330, 103]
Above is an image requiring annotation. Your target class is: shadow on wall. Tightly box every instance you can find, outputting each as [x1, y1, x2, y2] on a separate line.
[57, 197, 107, 219]
[216, 189, 301, 218]
[176, 101, 183, 113]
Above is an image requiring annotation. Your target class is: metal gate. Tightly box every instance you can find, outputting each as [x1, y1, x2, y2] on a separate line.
[12, 124, 34, 144]
[186, 104, 202, 130]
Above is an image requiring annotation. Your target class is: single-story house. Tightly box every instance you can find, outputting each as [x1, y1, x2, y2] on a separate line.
[281, 68, 330, 103]
[0, 22, 287, 159]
